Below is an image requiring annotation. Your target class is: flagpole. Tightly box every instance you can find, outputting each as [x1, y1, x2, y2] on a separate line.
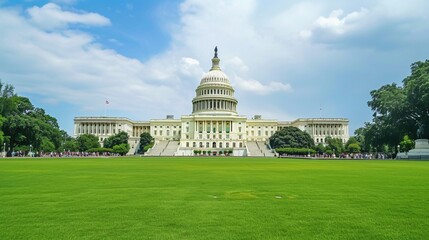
[105, 100, 109, 116]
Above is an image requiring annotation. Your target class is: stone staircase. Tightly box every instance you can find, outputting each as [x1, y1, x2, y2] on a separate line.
[160, 141, 180, 156]
[127, 138, 140, 155]
[247, 141, 275, 157]
[246, 141, 264, 157]
[257, 141, 275, 157]
[145, 140, 169, 156]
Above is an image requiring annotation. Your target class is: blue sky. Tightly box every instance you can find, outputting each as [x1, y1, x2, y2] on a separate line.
[1, 0, 429, 136]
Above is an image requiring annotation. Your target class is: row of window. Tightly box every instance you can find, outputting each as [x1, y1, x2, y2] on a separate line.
[153, 130, 181, 136]
[189, 134, 233, 140]
[186, 141, 244, 148]
[204, 76, 229, 83]
[246, 126, 275, 129]
[314, 130, 344, 135]
[309, 124, 344, 129]
[198, 128, 230, 133]
[196, 88, 233, 96]
[153, 125, 180, 129]
[77, 127, 115, 135]
[247, 130, 275, 136]
[316, 138, 346, 143]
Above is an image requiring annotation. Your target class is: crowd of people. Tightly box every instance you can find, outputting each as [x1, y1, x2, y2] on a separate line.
[6, 150, 393, 159]
[5, 151, 118, 158]
[279, 152, 393, 159]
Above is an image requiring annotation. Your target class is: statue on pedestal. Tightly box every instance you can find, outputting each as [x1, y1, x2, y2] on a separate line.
[417, 121, 425, 139]
[397, 121, 429, 159]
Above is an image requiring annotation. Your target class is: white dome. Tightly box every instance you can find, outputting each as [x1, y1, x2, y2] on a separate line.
[191, 47, 238, 116]
[200, 70, 230, 85]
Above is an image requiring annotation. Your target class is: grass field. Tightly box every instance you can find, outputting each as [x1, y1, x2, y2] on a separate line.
[0, 157, 428, 239]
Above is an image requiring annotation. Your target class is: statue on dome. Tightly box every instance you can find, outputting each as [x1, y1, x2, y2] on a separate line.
[214, 46, 218, 58]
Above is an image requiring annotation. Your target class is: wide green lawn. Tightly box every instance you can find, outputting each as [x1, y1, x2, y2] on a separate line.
[0, 157, 428, 239]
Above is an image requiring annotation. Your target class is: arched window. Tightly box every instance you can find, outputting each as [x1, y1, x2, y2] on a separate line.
[206, 142, 210, 148]
[219, 142, 223, 148]
[212, 142, 217, 148]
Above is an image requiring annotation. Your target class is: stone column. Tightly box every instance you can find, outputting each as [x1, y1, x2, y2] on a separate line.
[202, 121, 205, 136]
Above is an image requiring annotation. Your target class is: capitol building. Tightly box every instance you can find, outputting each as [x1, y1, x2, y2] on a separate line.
[74, 48, 349, 156]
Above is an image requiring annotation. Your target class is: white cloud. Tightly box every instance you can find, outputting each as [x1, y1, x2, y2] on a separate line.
[306, 8, 368, 37]
[51, 0, 78, 4]
[180, 57, 202, 77]
[226, 57, 249, 73]
[299, 30, 312, 39]
[27, 3, 110, 30]
[234, 76, 292, 95]
[0, 6, 191, 118]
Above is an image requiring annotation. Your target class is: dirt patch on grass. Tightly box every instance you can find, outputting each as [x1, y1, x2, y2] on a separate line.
[224, 191, 258, 200]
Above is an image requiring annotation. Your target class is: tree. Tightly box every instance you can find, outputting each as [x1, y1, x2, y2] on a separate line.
[269, 127, 315, 149]
[402, 61, 429, 138]
[76, 134, 100, 152]
[139, 132, 153, 147]
[399, 135, 414, 153]
[103, 131, 129, 149]
[345, 137, 361, 153]
[325, 136, 344, 155]
[138, 132, 153, 153]
[3, 114, 38, 151]
[354, 126, 371, 152]
[113, 143, 130, 156]
[0, 81, 17, 116]
[63, 138, 78, 152]
[315, 143, 325, 154]
[0, 115, 4, 146]
[0, 81, 65, 153]
[40, 137, 55, 152]
[364, 60, 429, 151]
[347, 143, 361, 153]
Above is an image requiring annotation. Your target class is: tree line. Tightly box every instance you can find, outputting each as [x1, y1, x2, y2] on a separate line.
[0, 81, 154, 156]
[0, 81, 67, 156]
[270, 59, 429, 157]
[355, 60, 429, 154]
[269, 126, 361, 157]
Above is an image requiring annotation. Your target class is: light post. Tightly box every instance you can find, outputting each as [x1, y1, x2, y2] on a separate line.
[307, 144, 310, 157]
[3, 143, 5, 157]
[63, 135, 66, 155]
[30, 144, 32, 157]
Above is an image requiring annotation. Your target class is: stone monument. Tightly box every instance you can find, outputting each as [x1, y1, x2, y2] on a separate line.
[397, 122, 429, 160]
